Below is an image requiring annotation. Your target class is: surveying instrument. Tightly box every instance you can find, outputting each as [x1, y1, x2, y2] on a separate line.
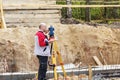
[48, 26, 67, 80]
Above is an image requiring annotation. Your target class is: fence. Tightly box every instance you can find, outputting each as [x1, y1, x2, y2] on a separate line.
[56, 0, 120, 22]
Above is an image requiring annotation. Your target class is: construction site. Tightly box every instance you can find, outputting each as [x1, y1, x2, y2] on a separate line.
[0, 0, 120, 80]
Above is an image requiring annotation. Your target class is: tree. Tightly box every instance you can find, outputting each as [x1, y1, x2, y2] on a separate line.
[112, 0, 119, 18]
[66, 0, 72, 18]
[85, 0, 91, 22]
[103, 0, 108, 22]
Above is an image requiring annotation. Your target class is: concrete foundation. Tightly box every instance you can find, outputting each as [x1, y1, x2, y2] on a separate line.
[0, 65, 120, 80]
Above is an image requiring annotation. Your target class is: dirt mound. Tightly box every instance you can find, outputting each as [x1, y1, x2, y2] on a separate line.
[61, 18, 80, 24]
[0, 28, 38, 72]
[54, 24, 120, 66]
[0, 24, 120, 72]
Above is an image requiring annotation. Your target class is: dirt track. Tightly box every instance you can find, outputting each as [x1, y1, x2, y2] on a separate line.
[0, 24, 120, 72]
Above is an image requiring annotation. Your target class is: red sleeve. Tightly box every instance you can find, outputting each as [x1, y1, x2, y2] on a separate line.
[36, 32, 46, 47]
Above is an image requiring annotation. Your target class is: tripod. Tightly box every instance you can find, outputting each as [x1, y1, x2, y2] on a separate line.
[50, 41, 67, 80]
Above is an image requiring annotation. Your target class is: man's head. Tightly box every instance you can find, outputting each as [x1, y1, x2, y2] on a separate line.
[39, 23, 47, 32]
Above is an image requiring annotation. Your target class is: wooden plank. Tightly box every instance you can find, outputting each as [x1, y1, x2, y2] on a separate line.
[2, 4, 120, 9]
[99, 51, 107, 65]
[4, 14, 60, 18]
[5, 18, 60, 23]
[3, 0, 56, 5]
[3, 6, 62, 10]
[6, 20, 60, 24]
[4, 10, 60, 14]
[93, 56, 103, 66]
[6, 22, 60, 27]
[44, 4, 120, 8]
[57, 1, 120, 4]
[57, 0, 103, 3]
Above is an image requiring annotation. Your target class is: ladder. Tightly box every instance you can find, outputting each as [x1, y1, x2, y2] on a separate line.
[0, 0, 6, 29]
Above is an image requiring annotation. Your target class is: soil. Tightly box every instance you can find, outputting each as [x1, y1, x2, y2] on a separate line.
[0, 24, 120, 72]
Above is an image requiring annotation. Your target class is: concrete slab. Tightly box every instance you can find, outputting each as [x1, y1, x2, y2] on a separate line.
[0, 65, 120, 80]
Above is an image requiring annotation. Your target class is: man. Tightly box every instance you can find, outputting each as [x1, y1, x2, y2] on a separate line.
[34, 23, 54, 80]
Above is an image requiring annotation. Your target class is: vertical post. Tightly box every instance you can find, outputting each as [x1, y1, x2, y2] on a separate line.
[112, 0, 119, 19]
[66, 0, 72, 18]
[85, 0, 91, 22]
[103, 0, 107, 22]
[0, 0, 6, 29]
[88, 65, 92, 80]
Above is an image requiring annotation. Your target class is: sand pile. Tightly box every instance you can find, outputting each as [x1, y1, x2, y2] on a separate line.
[0, 28, 38, 72]
[0, 24, 120, 72]
[55, 24, 120, 66]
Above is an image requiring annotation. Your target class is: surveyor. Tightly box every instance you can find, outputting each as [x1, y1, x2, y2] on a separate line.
[34, 23, 54, 80]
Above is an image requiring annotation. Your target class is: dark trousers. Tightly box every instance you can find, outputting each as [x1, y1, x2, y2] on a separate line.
[37, 55, 48, 80]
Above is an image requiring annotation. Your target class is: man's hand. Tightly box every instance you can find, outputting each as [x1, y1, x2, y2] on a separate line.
[48, 39, 55, 43]
[44, 29, 49, 34]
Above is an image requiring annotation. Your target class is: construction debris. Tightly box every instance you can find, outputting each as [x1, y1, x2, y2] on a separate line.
[93, 56, 103, 66]
[99, 51, 107, 65]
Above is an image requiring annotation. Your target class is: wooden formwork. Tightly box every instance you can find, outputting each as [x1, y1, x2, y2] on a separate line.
[3, 0, 56, 5]
[2, 0, 61, 27]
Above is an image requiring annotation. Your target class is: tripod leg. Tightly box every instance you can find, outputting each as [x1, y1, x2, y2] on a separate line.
[52, 52, 57, 80]
[52, 41, 67, 79]
[48, 43, 54, 67]
[57, 51, 67, 79]
[50, 43, 53, 55]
